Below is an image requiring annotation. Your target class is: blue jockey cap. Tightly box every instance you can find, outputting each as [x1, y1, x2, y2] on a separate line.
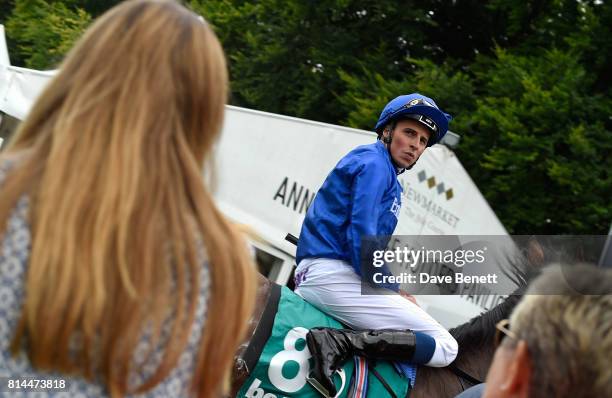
[374, 93, 453, 147]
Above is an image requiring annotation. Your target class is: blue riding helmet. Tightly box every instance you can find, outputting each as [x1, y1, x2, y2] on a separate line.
[374, 93, 452, 147]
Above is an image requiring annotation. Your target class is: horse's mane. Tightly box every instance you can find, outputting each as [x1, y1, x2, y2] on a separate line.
[449, 291, 522, 353]
[449, 254, 537, 354]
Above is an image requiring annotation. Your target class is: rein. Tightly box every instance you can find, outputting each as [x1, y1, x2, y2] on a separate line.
[449, 363, 483, 391]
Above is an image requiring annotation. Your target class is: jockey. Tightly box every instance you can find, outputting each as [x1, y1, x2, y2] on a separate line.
[294, 93, 459, 396]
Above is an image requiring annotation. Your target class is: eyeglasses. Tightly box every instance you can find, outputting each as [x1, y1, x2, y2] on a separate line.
[494, 319, 519, 349]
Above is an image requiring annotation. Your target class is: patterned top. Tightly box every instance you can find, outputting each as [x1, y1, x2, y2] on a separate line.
[0, 161, 211, 397]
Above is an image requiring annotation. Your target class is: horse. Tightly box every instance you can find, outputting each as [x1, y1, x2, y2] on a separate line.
[229, 269, 527, 398]
[411, 293, 522, 397]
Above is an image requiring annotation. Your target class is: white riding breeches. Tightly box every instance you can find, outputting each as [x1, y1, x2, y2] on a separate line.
[294, 258, 458, 367]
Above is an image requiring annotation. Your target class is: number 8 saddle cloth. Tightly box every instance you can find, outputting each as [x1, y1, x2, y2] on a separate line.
[237, 285, 415, 398]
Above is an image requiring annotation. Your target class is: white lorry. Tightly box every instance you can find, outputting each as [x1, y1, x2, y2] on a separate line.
[0, 25, 514, 328]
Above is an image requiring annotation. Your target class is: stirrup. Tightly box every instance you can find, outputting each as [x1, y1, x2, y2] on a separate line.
[307, 374, 334, 398]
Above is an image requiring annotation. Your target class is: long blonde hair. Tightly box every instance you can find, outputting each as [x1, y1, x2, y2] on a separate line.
[0, 1, 256, 396]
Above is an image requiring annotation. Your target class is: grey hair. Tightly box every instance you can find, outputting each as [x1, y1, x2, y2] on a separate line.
[509, 264, 612, 398]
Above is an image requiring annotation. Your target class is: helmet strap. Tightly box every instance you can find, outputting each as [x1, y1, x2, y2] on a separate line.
[382, 127, 393, 144]
[382, 127, 408, 175]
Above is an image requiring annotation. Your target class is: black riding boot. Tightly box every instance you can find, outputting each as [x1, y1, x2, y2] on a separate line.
[305, 328, 417, 397]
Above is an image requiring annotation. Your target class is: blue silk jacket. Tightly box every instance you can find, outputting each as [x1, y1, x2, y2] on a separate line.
[296, 140, 403, 290]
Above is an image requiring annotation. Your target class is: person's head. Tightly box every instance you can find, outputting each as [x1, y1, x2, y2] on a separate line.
[0, 0, 256, 396]
[375, 93, 452, 170]
[483, 264, 612, 398]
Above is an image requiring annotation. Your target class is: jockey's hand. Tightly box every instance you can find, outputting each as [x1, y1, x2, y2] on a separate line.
[399, 289, 419, 306]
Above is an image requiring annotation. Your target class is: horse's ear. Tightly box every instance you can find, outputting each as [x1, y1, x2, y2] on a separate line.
[526, 239, 545, 267]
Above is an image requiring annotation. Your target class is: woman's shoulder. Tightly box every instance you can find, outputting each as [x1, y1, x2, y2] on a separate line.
[0, 150, 31, 184]
[0, 156, 16, 184]
[0, 150, 32, 225]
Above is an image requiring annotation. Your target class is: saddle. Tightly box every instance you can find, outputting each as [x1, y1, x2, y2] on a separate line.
[236, 283, 414, 398]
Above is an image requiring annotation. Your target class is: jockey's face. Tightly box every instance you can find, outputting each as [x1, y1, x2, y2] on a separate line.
[383, 119, 430, 169]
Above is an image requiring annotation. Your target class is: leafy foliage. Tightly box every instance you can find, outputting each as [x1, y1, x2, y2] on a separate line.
[2, 0, 610, 234]
[189, 0, 437, 123]
[466, 48, 611, 233]
[6, 0, 91, 69]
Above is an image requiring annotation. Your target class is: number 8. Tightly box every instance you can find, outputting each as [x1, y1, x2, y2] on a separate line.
[268, 327, 310, 393]
[268, 327, 347, 396]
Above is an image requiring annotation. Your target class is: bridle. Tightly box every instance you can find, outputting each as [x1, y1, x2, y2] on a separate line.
[449, 363, 484, 391]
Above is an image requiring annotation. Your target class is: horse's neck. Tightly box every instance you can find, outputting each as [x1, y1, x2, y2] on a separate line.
[455, 344, 496, 384]
[410, 337, 496, 398]
[411, 295, 522, 398]
[411, 367, 463, 398]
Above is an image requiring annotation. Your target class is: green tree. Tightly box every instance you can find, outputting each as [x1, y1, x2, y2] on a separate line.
[2, 0, 609, 234]
[337, 46, 611, 234]
[465, 48, 611, 234]
[190, 0, 437, 123]
[338, 58, 476, 134]
[6, 0, 91, 69]
[1, 0, 16, 25]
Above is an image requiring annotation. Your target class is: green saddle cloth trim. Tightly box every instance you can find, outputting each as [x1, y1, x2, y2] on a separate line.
[237, 286, 410, 398]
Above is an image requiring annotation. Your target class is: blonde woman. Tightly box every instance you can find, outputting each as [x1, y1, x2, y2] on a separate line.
[0, 0, 256, 397]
